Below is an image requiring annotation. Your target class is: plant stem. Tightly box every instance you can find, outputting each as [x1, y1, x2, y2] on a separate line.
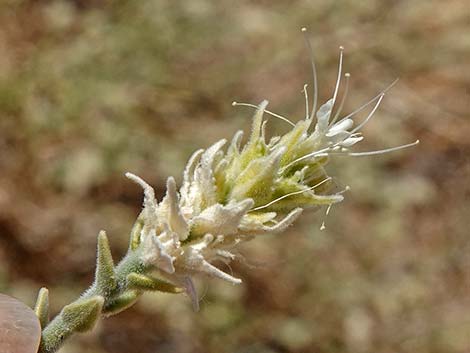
[39, 249, 148, 353]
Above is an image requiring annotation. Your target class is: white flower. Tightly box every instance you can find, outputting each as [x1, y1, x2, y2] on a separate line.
[125, 29, 418, 310]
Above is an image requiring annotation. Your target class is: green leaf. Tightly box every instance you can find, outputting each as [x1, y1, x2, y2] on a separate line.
[61, 296, 104, 333]
[34, 287, 49, 328]
[103, 290, 141, 317]
[95, 230, 117, 294]
[127, 273, 182, 294]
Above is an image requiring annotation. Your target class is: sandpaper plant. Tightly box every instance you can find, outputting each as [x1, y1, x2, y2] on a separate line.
[33, 29, 418, 353]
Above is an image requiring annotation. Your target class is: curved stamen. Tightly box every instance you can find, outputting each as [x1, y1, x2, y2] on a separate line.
[319, 185, 350, 230]
[320, 204, 333, 231]
[330, 73, 350, 126]
[350, 93, 385, 134]
[301, 27, 318, 120]
[331, 46, 344, 107]
[335, 78, 398, 126]
[232, 101, 296, 127]
[346, 140, 420, 156]
[281, 146, 332, 171]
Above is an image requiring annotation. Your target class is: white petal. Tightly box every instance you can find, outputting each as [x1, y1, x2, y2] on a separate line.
[201, 139, 227, 169]
[315, 98, 334, 131]
[141, 230, 176, 274]
[327, 131, 351, 144]
[193, 139, 227, 209]
[190, 234, 214, 251]
[328, 118, 353, 135]
[191, 199, 254, 236]
[183, 149, 204, 185]
[125, 173, 158, 224]
[199, 259, 242, 284]
[341, 136, 364, 147]
[164, 177, 189, 240]
[180, 149, 204, 204]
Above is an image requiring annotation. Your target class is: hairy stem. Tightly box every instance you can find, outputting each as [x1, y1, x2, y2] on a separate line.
[39, 249, 148, 353]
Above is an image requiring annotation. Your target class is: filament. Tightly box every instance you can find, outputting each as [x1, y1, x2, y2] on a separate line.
[331, 46, 344, 107]
[330, 73, 350, 126]
[281, 146, 331, 171]
[232, 101, 296, 127]
[301, 27, 318, 119]
[346, 140, 420, 156]
[350, 93, 384, 134]
[335, 78, 398, 126]
[251, 177, 332, 211]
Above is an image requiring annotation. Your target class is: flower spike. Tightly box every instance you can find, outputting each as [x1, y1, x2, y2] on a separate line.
[36, 31, 418, 353]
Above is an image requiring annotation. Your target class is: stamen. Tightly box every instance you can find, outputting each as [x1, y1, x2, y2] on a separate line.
[301, 27, 318, 120]
[251, 177, 332, 211]
[350, 93, 384, 134]
[331, 46, 344, 106]
[347, 140, 420, 156]
[320, 185, 350, 230]
[281, 146, 332, 171]
[335, 78, 398, 126]
[330, 73, 350, 126]
[302, 84, 309, 120]
[320, 204, 333, 230]
[232, 101, 296, 127]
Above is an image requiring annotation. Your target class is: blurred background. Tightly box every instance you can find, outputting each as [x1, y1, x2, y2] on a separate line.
[0, 1, 469, 352]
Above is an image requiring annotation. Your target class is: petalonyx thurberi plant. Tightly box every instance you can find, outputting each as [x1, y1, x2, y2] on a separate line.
[33, 29, 418, 353]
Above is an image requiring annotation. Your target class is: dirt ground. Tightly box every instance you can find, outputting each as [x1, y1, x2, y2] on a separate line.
[0, 1, 469, 352]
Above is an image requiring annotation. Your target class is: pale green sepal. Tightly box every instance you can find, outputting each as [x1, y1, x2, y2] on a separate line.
[226, 130, 243, 162]
[278, 120, 310, 166]
[103, 290, 141, 317]
[266, 179, 343, 212]
[230, 147, 285, 206]
[214, 158, 228, 202]
[95, 230, 117, 295]
[240, 208, 302, 234]
[248, 100, 268, 146]
[236, 101, 269, 171]
[127, 272, 183, 294]
[61, 295, 104, 333]
[34, 287, 49, 328]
